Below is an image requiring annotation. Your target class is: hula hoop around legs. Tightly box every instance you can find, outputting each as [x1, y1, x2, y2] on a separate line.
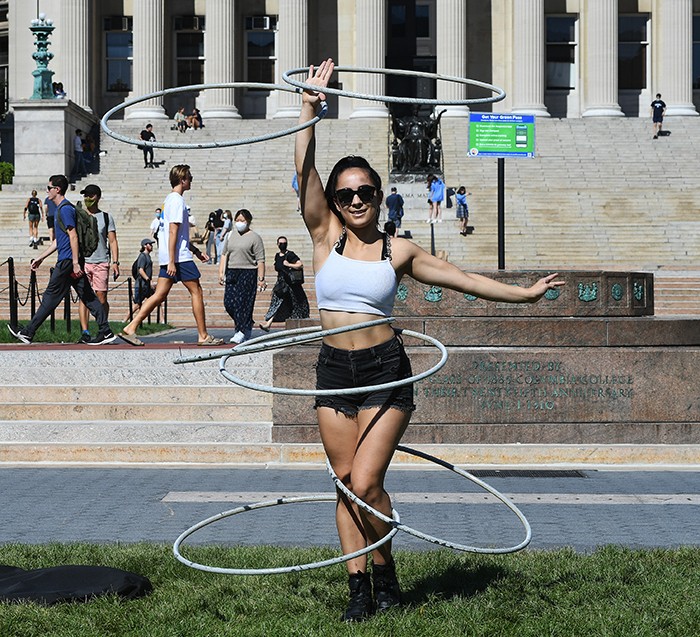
[283, 66, 506, 106]
[100, 82, 328, 150]
[173, 494, 401, 575]
[327, 445, 532, 555]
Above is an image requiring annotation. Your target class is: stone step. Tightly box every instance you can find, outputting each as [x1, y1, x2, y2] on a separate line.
[0, 421, 273, 444]
[0, 401, 271, 423]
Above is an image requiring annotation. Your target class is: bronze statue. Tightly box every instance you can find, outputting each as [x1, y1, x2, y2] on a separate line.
[391, 108, 445, 173]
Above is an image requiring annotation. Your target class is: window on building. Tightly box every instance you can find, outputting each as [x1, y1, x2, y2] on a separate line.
[104, 17, 132, 93]
[546, 16, 577, 90]
[175, 16, 205, 87]
[415, 3, 430, 38]
[618, 15, 648, 90]
[245, 16, 277, 86]
[390, 3, 407, 38]
[693, 16, 700, 89]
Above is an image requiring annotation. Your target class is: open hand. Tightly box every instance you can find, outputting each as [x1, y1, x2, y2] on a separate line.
[302, 58, 334, 107]
[528, 273, 565, 302]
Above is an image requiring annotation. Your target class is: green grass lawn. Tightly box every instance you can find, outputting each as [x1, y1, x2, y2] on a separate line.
[0, 320, 171, 344]
[1, 544, 698, 636]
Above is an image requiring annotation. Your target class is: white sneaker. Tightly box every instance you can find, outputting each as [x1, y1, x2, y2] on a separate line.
[230, 331, 246, 344]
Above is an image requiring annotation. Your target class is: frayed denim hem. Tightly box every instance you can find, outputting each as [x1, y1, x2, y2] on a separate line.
[314, 399, 416, 418]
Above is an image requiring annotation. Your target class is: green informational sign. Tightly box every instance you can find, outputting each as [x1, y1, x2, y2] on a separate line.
[468, 113, 536, 158]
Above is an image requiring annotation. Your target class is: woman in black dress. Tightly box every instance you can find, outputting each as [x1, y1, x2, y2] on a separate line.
[259, 236, 309, 331]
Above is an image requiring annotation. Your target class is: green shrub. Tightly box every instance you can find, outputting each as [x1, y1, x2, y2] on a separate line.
[0, 161, 14, 187]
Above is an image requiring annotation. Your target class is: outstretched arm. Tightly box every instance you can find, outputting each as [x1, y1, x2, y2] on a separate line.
[295, 59, 335, 243]
[401, 241, 564, 303]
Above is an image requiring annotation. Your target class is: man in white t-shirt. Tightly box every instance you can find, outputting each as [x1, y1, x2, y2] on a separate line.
[118, 164, 223, 347]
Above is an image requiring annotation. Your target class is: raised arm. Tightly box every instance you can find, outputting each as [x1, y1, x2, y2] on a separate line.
[295, 59, 335, 243]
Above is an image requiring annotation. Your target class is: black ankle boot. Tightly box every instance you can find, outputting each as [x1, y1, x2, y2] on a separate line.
[342, 571, 373, 622]
[373, 560, 401, 612]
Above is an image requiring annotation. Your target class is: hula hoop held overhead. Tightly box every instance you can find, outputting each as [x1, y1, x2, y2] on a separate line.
[100, 66, 506, 150]
[100, 82, 328, 150]
[283, 66, 506, 106]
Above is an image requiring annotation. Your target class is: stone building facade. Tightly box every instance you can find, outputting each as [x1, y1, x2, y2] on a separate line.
[5, 0, 700, 123]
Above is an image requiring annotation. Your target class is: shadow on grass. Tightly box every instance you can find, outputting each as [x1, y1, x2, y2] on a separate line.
[403, 562, 507, 606]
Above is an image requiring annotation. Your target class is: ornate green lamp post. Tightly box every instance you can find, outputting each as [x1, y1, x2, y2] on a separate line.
[30, 13, 55, 100]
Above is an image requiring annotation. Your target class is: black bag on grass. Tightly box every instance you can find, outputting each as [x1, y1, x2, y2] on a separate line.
[0, 564, 152, 605]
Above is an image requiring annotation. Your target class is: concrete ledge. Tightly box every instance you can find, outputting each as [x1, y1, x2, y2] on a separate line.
[1, 443, 699, 468]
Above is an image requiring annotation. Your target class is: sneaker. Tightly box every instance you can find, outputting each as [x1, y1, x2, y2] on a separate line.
[77, 331, 92, 344]
[342, 572, 373, 622]
[88, 330, 117, 346]
[373, 560, 401, 613]
[7, 324, 31, 344]
[29, 238, 35, 246]
[230, 331, 246, 344]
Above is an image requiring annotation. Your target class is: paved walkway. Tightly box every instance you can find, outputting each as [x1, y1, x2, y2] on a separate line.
[1, 466, 698, 552]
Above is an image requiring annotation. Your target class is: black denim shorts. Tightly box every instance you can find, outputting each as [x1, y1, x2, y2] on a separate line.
[314, 334, 416, 417]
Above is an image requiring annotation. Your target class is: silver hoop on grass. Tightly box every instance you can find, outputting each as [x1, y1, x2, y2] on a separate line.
[100, 82, 328, 150]
[327, 445, 532, 555]
[173, 494, 400, 575]
[283, 66, 506, 106]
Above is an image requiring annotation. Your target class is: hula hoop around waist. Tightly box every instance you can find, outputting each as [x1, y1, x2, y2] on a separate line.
[175, 317, 447, 397]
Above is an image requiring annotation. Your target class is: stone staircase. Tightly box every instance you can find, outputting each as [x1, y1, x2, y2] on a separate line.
[1, 115, 699, 325]
[0, 348, 286, 464]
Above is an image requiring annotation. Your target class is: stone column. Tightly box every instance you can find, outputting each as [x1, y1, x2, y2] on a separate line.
[60, 0, 92, 112]
[581, 0, 623, 117]
[273, 0, 307, 118]
[350, 0, 388, 119]
[126, 0, 167, 119]
[653, 0, 697, 116]
[436, 0, 469, 117]
[202, 0, 241, 119]
[511, 0, 549, 116]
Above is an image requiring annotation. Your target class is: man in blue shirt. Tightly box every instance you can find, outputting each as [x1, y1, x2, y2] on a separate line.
[7, 174, 116, 345]
[385, 187, 404, 228]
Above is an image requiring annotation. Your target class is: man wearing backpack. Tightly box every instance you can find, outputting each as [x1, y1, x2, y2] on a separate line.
[76, 184, 120, 344]
[7, 174, 116, 346]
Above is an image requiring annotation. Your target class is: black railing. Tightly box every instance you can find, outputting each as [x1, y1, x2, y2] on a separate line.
[2, 257, 166, 334]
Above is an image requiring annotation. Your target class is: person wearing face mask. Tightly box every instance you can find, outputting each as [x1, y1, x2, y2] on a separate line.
[77, 184, 120, 344]
[218, 208, 266, 344]
[258, 235, 310, 332]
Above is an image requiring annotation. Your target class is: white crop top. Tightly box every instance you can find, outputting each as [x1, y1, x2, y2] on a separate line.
[315, 233, 398, 317]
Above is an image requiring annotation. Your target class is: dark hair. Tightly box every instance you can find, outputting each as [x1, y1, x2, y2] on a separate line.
[235, 208, 253, 223]
[384, 220, 396, 236]
[277, 236, 287, 243]
[49, 174, 69, 195]
[457, 186, 466, 194]
[324, 156, 382, 222]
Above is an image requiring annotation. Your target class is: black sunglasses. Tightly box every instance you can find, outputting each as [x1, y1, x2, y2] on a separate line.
[334, 185, 376, 207]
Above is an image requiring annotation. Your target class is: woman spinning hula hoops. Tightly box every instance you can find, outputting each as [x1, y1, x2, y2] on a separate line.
[296, 59, 564, 623]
